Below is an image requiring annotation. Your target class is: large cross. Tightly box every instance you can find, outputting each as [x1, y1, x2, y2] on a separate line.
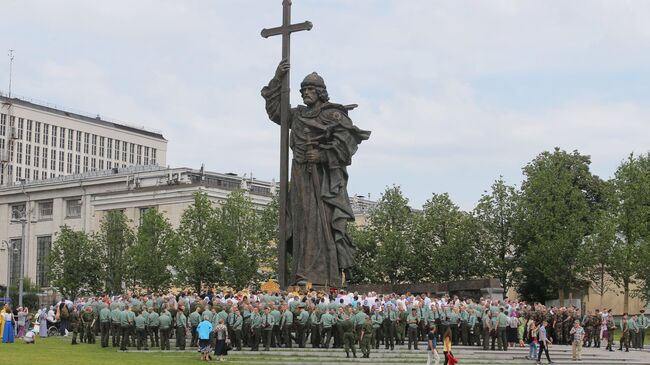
[261, 0, 312, 289]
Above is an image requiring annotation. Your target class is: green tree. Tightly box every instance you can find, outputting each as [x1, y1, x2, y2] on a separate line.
[415, 193, 483, 282]
[610, 153, 650, 311]
[126, 208, 179, 292]
[349, 222, 380, 284]
[258, 193, 279, 281]
[94, 210, 134, 295]
[177, 192, 221, 292]
[47, 225, 103, 300]
[217, 189, 271, 288]
[366, 186, 414, 284]
[9, 277, 40, 310]
[515, 148, 607, 304]
[474, 177, 518, 294]
[580, 209, 616, 308]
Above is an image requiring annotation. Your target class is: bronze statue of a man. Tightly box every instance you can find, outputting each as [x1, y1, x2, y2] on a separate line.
[262, 60, 371, 287]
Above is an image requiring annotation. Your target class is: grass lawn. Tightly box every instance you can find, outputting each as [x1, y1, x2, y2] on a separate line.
[0, 337, 287, 365]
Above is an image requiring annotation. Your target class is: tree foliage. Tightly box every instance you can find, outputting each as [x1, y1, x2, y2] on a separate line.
[176, 192, 222, 292]
[474, 177, 518, 294]
[47, 225, 103, 300]
[515, 148, 607, 303]
[95, 210, 134, 295]
[126, 208, 179, 292]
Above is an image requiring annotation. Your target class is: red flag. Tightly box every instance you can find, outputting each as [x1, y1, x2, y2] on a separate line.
[447, 352, 459, 365]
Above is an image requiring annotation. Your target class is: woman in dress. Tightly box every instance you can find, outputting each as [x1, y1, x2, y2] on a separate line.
[38, 307, 48, 338]
[506, 310, 519, 348]
[197, 315, 213, 361]
[213, 318, 229, 362]
[2, 304, 15, 343]
[16, 307, 26, 338]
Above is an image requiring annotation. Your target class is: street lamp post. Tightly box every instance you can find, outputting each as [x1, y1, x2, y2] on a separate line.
[10, 216, 27, 307]
[0, 240, 12, 302]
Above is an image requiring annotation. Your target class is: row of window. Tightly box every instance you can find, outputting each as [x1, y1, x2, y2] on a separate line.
[0, 114, 158, 165]
[7, 235, 51, 288]
[10, 199, 82, 222]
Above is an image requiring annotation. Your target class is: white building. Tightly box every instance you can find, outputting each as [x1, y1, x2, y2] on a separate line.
[0, 93, 167, 186]
[0, 165, 277, 290]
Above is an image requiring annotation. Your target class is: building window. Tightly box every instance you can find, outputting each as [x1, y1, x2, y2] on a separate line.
[25, 144, 31, 166]
[139, 206, 155, 225]
[136, 145, 142, 164]
[41, 171, 47, 180]
[76, 131, 81, 152]
[67, 152, 73, 173]
[65, 199, 82, 218]
[122, 141, 127, 162]
[16, 166, 22, 179]
[59, 127, 65, 149]
[59, 150, 64, 172]
[43, 124, 49, 146]
[114, 139, 120, 161]
[0, 113, 6, 136]
[11, 203, 26, 221]
[68, 129, 73, 150]
[51, 149, 56, 171]
[106, 138, 112, 159]
[26, 120, 32, 142]
[91, 158, 96, 171]
[42, 147, 48, 169]
[34, 146, 40, 168]
[91, 134, 97, 155]
[17, 118, 24, 139]
[16, 142, 22, 164]
[51, 125, 57, 146]
[144, 146, 150, 165]
[9, 239, 22, 286]
[99, 136, 105, 157]
[129, 143, 135, 164]
[99, 159, 104, 170]
[33, 170, 39, 180]
[35, 121, 40, 143]
[83, 156, 88, 172]
[151, 149, 157, 165]
[36, 236, 52, 287]
[25, 168, 30, 180]
[107, 161, 112, 169]
[84, 132, 89, 153]
[39, 200, 53, 220]
[75, 155, 80, 174]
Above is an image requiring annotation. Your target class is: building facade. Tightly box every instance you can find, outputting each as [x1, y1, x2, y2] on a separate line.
[0, 94, 167, 186]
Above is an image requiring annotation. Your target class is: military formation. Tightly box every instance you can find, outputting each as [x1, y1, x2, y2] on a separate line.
[60, 290, 647, 359]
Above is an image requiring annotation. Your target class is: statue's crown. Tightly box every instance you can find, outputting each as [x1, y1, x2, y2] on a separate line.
[301, 72, 326, 89]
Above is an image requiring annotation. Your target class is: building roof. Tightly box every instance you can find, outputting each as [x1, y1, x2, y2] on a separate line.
[0, 94, 166, 140]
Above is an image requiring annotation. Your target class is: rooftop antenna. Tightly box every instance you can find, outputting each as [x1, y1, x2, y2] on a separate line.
[8, 49, 15, 98]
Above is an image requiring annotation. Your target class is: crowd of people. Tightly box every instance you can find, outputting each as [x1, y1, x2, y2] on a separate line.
[1, 289, 648, 364]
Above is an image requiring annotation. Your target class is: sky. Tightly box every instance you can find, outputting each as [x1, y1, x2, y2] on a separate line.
[1, 0, 649, 210]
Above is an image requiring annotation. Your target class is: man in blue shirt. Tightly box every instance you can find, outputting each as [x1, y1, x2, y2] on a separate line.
[536, 320, 553, 364]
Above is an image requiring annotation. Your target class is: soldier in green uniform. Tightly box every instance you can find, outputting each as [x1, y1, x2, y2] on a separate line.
[70, 306, 81, 345]
[176, 304, 187, 350]
[371, 307, 384, 349]
[629, 314, 640, 349]
[360, 316, 373, 358]
[99, 302, 111, 347]
[296, 303, 309, 348]
[119, 305, 134, 351]
[270, 303, 281, 348]
[482, 310, 492, 350]
[397, 305, 407, 346]
[496, 308, 508, 351]
[241, 304, 252, 348]
[189, 305, 201, 348]
[148, 306, 160, 348]
[468, 308, 478, 346]
[639, 309, 648, 350]
[460, 306, 470, 346]
[407, 308, 419, 350]
[619, 313, 630, 352]
[591, 310, 601, 348]
[158, 308, 172, 351]
[81, 306, 97, 344]
[280, 304, 293, 348]
[230, 307, 243, 351]
[262, 306, 275, 351]
[111, 303, 122, 347]
[134, 310, 148, 350]
[342, 315, 357, 358]
[250, 306, 262, 351]
[321, 309, 335, 349]
[309, 307, 321, 348]
[384, 303, 397, 350]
